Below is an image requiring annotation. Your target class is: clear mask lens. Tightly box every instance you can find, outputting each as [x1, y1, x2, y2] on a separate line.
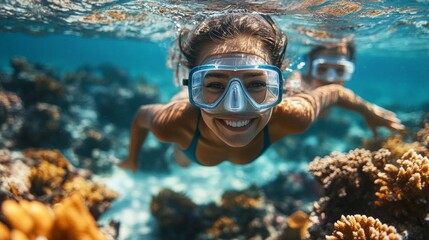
[311, 57, 355, 82]
[186, 54, 284, 112]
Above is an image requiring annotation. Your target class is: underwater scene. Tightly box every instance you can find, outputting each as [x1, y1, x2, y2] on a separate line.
[0, 0, 428, 240]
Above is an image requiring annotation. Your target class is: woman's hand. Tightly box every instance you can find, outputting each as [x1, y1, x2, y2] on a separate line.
[364, 104, 406, 139]
[117, 157, 139, 172]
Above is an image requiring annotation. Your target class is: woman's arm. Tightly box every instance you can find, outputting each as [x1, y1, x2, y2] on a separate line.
[118, 104, 163, 172]
[118, 100, 196, 172]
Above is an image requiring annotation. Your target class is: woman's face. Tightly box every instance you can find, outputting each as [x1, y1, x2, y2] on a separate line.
[310, 49, 351, 86]
[197, 36, 273, 147]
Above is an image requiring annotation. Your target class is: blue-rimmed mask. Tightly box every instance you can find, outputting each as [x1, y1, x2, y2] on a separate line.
[182, 54, 284, 113]
[311, 56, 355, 82]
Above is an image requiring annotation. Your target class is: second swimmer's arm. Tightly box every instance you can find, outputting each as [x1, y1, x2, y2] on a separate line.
[303, 84, 405, 133]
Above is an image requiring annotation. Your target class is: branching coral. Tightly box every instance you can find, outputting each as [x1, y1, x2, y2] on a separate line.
[374, 149, 429, 219]
[308, 124, 429, 240]
[308, 148, 377, 197]
[0, 194, 109, 240]
[326, 215, 401, 240]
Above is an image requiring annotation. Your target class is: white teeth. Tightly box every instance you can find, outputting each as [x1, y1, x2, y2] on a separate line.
[224, 119, 250, 128]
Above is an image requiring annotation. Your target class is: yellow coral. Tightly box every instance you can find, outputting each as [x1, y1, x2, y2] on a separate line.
[62, 176, 119, 207]
[326, 215, 401, 240]
[24, 149, 69, 169]
[278, 210, 310, 240]
[375, 149, 429, 218]
[221, 189, 261, 210]
[0, 194, 107, 240]
[206, 216, 239, 238]
[29, 160, 66, 196]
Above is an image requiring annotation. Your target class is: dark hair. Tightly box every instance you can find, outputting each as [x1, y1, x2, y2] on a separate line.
[308, 41, 356, 62]
[177, 13, 288, 70]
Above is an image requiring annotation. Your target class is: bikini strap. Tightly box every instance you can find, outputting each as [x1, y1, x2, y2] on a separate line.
[262, 125, 271, 152]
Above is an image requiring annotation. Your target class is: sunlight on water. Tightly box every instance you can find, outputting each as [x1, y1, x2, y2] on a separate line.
[1, 0, 428, 54]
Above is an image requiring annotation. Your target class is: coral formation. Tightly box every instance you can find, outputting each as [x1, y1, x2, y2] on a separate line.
[416, 123, 429, 149]
[0, 194, 113, 240]
[150, 180, 320, 240]
[277, 210, 310, 240]
[374, 149, 429, 220]
[307, 124, 429, 239]
[326, 215, 401, 240]
[0, 148, 119, 238]
[0, 57, 164, 174]
[0, 90, 24, 148]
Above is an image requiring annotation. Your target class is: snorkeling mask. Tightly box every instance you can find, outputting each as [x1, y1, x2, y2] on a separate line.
[182, 54, 284, 113]
[311, 56, 355, 82]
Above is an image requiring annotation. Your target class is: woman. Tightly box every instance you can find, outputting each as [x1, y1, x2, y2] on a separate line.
[301, 41, 356, 89]
[119, 14, 404, 170]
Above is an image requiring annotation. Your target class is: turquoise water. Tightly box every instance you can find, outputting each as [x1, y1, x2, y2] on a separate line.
[1, 1, 429, 239]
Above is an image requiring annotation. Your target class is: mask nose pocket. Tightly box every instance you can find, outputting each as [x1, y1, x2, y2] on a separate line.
[224, 80, 245, 112]
[325, 68, 337, 81]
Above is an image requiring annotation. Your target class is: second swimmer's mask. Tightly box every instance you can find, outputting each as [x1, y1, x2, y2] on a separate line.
[311, 56, 355, 82]
[183, 54, 284, 113]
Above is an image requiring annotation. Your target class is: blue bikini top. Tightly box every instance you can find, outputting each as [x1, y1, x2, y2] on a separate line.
[181, 113, 271, 165]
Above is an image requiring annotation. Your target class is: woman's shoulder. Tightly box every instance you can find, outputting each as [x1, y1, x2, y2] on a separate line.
[151, 100, 199, 141]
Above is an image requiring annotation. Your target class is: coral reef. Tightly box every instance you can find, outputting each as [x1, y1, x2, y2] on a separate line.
[89, 97, 429, 239]
[150, 175, 320, 240]
[307, 124, 429, 239]
[0, 194, 115, 240]
[326, 215, 401, 240]
[276, 210, 311, 240]
[374, 149, 429, 220]
[0, 57, 166, 174]
[0, 148, 119, 239]
[0, 90, 24, 148]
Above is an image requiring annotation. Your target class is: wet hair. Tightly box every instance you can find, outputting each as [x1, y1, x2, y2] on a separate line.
[170, 13, 288, 85]
[308, 41, 356, 62]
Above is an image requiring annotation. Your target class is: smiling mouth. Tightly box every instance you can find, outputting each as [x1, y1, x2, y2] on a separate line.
[224, 119, 251, 128]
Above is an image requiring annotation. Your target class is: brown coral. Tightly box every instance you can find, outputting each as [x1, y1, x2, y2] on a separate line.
[1, 149, 118, 221]
[374, 149, 429, 219]
[150, 188, 197, 227]
[382, 135, 426, 159]
[221, 186, 262, 210]
[308, 148, 377, 196]
[416, 123, 429, 149]
[326, 215, 401, 240]
[0, 194, 108, 240]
